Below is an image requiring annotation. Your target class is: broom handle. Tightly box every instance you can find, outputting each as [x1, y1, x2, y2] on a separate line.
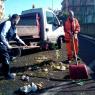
[70, 20, 79, 65]
[72, 34, 78, 65]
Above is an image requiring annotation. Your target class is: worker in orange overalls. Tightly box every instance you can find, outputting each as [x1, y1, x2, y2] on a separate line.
[64, 10, 80, 63]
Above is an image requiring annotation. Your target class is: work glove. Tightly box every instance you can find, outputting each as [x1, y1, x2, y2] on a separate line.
[74, 31, 78, 39]
[74, 33, 78, 39]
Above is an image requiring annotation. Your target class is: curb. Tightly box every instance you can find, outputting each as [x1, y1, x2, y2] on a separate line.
[80, 34, 95, 41]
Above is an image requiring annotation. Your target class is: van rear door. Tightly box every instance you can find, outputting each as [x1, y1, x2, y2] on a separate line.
[17, 13, 40, 39]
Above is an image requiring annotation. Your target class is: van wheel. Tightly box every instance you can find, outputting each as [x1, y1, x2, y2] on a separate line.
[57, 37, 63, 49]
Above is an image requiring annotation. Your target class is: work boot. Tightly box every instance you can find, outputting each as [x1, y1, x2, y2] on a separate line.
[77, 57, 80, 61]
[5, 73, 14, 80]
[67, 59, 72, 64]
[10, 56, 16, 61]
[73, 56, 80, 61]
[63, 59, 72, 64]
[2, 64, 14, 80]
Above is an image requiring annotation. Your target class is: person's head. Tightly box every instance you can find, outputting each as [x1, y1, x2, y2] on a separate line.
[68, 10, 74, 21]
[10, 14, 20, 25]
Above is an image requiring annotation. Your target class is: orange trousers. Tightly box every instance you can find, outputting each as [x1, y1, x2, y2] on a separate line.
[65, 37, 79, 60]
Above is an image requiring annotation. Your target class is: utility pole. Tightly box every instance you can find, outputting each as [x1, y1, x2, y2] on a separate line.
[52, 0, 53, 10]
[66, 0, 69, 11]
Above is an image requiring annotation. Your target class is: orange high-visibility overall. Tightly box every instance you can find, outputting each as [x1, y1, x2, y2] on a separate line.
[64, 17, 80, 60]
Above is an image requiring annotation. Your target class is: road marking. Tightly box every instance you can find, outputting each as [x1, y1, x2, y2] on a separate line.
[80, 34, 95, 44]
[80, 34, 94, 40]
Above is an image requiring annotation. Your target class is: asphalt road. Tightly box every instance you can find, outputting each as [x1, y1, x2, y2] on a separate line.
[38, 34, 95, 95]
[0, 34, 95, 95]
[37, 35, 95, 95]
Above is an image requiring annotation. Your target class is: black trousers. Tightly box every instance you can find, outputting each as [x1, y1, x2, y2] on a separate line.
[0, 43, 10, 76]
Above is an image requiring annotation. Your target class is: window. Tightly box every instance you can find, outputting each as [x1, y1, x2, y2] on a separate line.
[18, 13, 37, 26]
[46, 11, 59, 25]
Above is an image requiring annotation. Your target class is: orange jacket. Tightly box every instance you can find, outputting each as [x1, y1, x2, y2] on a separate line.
[64, 17, 80, 40]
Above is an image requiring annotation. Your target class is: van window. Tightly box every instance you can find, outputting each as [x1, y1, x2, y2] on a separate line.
[18, 13, 37, 26]
[46, 11, 59, 25]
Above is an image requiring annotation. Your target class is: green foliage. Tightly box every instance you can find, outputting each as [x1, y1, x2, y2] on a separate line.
[0, 92, 6, 95]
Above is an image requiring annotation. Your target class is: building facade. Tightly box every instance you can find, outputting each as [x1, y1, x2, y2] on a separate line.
[0, 0, 5, 21]
[61, 0, 95, 24]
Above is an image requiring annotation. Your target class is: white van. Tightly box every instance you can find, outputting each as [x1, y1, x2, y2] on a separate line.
[17, 8, 65, 49]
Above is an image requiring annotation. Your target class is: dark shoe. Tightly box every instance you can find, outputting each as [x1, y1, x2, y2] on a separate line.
[68, 60, 72, 64]
[10, 56, 16, 61]
[73, 56, 80, 61]
[77, 57, 80, 61]
[5, 74, 14, 80]
[63, 59, 72, 64]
